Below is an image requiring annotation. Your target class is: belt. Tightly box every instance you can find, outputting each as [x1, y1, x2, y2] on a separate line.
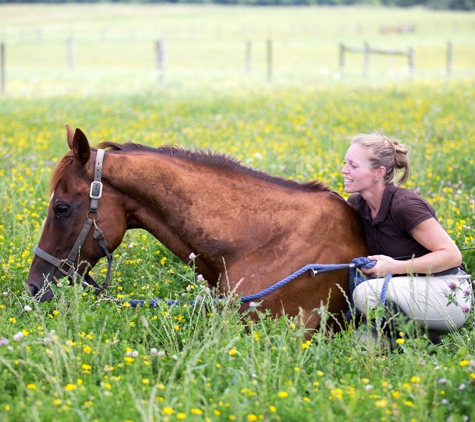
[408, 266, 461, 277]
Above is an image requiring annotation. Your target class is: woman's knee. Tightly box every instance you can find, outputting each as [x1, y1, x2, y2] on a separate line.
[353, 282, 379, 313]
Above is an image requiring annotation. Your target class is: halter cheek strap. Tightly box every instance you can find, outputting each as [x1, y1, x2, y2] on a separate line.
[33, 149, 113, 296]
[90, 148, 104, 213]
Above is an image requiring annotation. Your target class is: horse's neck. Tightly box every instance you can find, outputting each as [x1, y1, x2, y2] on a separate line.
[104, 152, 251, 272]
[101, 151, 356, 292]
[107, 152, 220, 213]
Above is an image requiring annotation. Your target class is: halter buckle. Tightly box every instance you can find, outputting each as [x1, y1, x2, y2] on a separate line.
[58, 260, 76, 277]
[90, 181, 103, 199]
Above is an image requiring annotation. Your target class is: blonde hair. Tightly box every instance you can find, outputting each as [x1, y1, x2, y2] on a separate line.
[351, 132, 409, 185]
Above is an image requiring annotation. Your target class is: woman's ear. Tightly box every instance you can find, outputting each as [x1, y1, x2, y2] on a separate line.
[374, 166, 386, 182]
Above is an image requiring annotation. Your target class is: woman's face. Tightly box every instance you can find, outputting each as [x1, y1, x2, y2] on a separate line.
[341, 143, 379, 195]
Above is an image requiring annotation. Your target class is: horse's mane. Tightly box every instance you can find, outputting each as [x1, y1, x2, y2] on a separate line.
[96, 141, 332, 193]
[50, 151, 74, 195]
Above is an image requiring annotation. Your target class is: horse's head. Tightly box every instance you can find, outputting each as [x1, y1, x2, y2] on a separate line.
[27, 125, 128, 301]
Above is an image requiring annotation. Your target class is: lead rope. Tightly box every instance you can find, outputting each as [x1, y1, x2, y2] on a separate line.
[91, 222, 113, 291]
[80, 223, 116, 301]
[128, 257, 391, 309]
[346, 258, 393, 321]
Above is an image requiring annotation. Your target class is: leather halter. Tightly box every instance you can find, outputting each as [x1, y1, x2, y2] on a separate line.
[33, 149, 114, 296]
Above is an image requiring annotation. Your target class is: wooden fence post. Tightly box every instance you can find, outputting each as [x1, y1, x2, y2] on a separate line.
[408, 47, 414, 75]
[267, 39, 272, 83]
[446, 41, 452, 76]
[245, 40, 251, 73]
[339, 44, 345, 74]
[68, 37, 75, 70]
[156, 39, 166, 88]
[1, 42, 5, 94]
[36, 28, 42, 45]
[364, 43, 369, 79]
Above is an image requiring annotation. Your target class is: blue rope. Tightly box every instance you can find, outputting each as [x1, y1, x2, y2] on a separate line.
[240, 263, 355, 302]
[128, 299, 182, 308]
[346, 257, 393, 320]
[127, 257, 393, 311]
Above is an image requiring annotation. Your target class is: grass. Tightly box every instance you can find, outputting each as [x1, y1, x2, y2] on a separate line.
[1, 4, 475, 95]
[0, 4, 475, 422]
[1, 79, 475, 421]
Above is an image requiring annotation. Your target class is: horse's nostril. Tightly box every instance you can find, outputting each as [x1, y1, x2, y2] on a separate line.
[29, 284, 39, 297]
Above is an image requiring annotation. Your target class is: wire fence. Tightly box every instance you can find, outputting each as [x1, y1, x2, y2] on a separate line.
[1, 24, 475, 94]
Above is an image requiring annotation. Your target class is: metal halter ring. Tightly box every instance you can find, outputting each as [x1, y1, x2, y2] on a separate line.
[87, 211, 100, 221]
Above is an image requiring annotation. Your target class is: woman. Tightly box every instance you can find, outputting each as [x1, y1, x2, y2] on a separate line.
[341, 132, 471, 343]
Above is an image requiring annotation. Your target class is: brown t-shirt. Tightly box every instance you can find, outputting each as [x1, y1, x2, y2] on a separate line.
[347, 183, 436, 258]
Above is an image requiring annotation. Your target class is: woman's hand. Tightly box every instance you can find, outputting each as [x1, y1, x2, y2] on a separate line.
[361, 255, 403, 278]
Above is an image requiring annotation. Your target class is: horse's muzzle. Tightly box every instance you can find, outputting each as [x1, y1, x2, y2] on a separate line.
[29, 284, 39, 297]
[28, 281, 54, 302]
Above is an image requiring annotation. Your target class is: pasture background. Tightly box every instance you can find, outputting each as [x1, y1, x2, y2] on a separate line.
[1, 4, 475, 94]
[1, 4, 475, 422]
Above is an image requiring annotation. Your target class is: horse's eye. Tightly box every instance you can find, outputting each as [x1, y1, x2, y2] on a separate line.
[54, 204, 70, 218]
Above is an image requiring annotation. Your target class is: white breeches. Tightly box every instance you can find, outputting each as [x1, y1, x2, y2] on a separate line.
[353, 274, 472, 333]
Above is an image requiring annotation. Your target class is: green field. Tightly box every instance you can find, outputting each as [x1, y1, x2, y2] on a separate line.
[1, 4, 475, 95]
[1, 4, 475, 422]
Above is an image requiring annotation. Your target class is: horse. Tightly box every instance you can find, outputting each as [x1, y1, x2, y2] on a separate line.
[27, 125, 369, 333]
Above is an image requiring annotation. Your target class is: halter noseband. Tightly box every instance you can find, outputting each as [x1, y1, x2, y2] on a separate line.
[33, 149, 114, 296]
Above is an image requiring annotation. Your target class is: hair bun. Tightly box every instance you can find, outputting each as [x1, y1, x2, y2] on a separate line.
[351, 132, 409, 185]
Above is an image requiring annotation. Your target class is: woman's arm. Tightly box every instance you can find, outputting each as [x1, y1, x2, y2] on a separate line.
[362, 218, 462, 277]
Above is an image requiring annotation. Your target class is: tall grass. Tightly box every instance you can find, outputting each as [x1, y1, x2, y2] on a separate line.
[1, 78, 474, 421]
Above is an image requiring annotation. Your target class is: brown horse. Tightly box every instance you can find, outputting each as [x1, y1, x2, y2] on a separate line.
[27, 125, 368, 332]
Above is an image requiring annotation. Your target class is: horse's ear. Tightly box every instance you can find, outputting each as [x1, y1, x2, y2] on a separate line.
[72, 128, 91, 167]
[66, 124, 74, 149]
